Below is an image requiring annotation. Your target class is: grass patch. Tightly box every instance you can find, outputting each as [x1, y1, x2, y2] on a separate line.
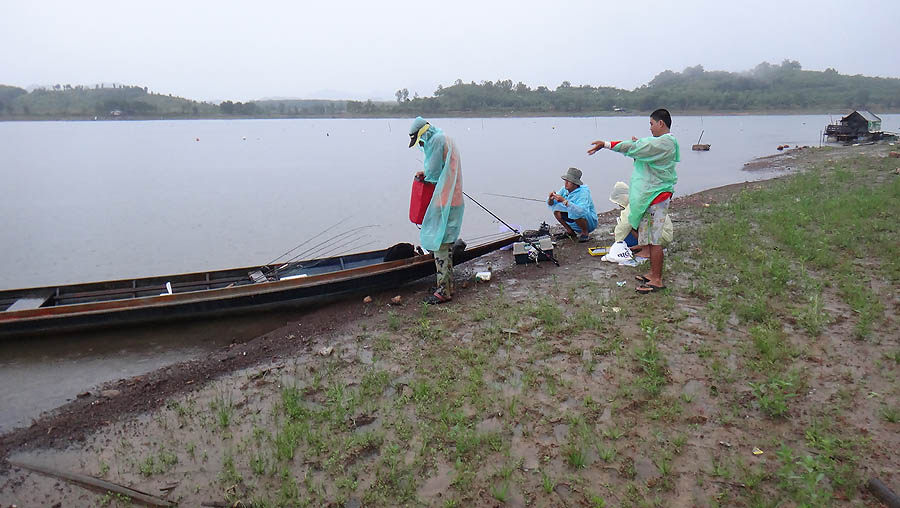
[749, 373, 799, 418]
[633, 319, 669, 398]
[531, 297, 565, 332]
[696, 155, 897, 337]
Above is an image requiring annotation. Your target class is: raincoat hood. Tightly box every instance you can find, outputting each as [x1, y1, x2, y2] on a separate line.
[609, 181, 629, 208]
[408, 116, 434, 148]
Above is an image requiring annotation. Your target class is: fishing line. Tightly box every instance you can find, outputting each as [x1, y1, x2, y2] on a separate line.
[328, 240, 377, 259]
[465, 231, 519, 242]
[279, 230, 370, 268]
[264, 216, 351, 266]
[298, 234, 372, 263]
[462, 191, 559, 266]
[267, 224, 380, 274]
[285, 224, 378, 263]
[484, 192, 545, 203]
[288, 238, 377, 272]
[287, 234, 368, 266]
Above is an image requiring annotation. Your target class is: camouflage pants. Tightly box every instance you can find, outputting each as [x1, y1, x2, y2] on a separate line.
[434, 242, 453, 297]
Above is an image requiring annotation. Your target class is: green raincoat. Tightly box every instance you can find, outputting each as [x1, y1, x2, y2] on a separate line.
[417, 123, 464, 251]
[610, 133, 680, 229]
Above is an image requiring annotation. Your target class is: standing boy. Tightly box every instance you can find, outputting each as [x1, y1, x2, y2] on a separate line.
[587, 109, 679, 294]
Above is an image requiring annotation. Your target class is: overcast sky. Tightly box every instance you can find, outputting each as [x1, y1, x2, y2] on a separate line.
[2, 0, 898, 102]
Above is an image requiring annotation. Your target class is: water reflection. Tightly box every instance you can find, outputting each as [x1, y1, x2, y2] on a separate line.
[4, 115, 894, 291]
[0, 311, 295, 433]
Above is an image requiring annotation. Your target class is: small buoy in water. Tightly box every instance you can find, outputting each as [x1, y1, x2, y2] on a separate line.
[326, 133, 329, 136]
[195, 138, 200, 142]
[242, 136, 246, 140]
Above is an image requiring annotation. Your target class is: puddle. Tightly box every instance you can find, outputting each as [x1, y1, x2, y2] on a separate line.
[0, 312, 296, 433]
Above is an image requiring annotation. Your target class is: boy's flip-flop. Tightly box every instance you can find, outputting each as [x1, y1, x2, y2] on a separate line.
[635, 284, 666, 294]
[635, 275, 650, 284]
[578, 235, 591, 243]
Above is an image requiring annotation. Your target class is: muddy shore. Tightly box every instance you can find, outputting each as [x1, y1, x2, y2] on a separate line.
[2, 144, 897, 507]
[0, 161, 787, 463]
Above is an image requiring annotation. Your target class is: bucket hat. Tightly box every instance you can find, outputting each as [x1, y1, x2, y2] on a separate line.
[561, 167, 583, 186]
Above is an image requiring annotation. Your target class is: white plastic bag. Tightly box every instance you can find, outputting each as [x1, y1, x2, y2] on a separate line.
[604, 241, 634, 264]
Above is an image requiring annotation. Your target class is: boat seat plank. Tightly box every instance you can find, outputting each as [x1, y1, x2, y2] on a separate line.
[6, 290, 55, 311]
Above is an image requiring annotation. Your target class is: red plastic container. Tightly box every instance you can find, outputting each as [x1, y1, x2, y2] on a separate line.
[409, 176, 436, 225]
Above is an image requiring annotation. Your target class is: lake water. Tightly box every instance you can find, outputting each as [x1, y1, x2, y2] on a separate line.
[2, 114, 898, 432]
[4, 114, 896, 291]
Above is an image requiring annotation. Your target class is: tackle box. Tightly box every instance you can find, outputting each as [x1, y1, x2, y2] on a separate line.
[512, 237, 554, 264]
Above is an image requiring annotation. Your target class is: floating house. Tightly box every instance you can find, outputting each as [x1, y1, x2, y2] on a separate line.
[825, 110, 885, 142]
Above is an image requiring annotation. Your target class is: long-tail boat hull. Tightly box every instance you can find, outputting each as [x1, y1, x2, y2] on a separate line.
[0, 234, 518, 338]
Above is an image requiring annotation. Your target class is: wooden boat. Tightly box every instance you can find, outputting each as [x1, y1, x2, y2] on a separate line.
[0, 233, 519, 338]
[692, 130, 710, 151]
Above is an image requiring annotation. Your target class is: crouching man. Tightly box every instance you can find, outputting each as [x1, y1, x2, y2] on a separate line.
[548, 167, 597, 242]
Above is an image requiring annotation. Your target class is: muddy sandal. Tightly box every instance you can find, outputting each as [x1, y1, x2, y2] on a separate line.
[636, 284, 666, 294]
[635, 275, 650, 284]
[424, 290, 453, 305]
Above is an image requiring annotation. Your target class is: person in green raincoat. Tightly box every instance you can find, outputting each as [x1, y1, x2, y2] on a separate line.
[587, 109, 679, 294]
[409, 117, 464, 304]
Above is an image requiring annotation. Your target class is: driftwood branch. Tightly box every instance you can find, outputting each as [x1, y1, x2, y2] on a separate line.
[868, 478, 900, 508]
[8, 459, 173, 507]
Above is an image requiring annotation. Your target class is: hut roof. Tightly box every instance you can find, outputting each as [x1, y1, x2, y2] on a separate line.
[843, 110, 881, 123]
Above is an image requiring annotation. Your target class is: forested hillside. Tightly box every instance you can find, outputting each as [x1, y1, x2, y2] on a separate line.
[2, 61, 898, 120]
[0, 84, 218, 118]
[388, 60, 900, 115]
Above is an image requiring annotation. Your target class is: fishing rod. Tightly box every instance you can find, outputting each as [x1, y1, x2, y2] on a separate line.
[296, 233, 373, 264]
[264, 216, 351, 267]
[463, 191, 559, 266]
[484, 192, 545, 203]
[285, 224, 378, 263]
[266, 224, 380, 275]
[288, 238, 378, 271]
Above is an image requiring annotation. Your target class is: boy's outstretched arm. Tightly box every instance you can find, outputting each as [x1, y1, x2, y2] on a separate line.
[587, 140, 623, 155]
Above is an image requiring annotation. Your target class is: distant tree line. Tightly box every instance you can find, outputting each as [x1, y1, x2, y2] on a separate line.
[0, 83, 218, 118]
[2, 61, 899, 120]
[385, 60, 900, 115]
